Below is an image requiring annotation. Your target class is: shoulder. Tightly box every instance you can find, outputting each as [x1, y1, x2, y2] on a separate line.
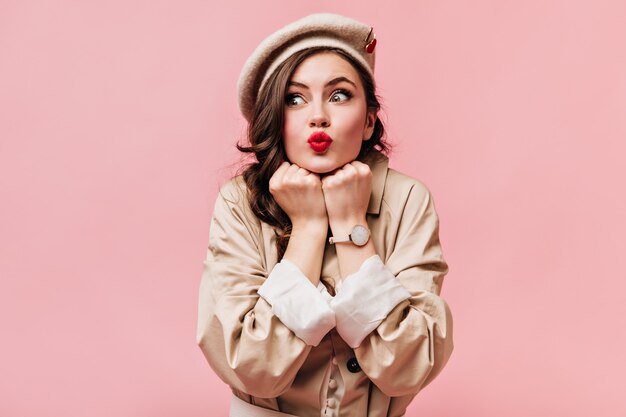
[382, 168, 434, 212]
[212, 175, 259, 226]
[216, 175, 249, 206]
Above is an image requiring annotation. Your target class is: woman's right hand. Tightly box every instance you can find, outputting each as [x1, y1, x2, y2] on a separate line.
[269, 161, 328, 228]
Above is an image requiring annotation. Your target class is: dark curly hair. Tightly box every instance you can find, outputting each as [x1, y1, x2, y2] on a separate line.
[236, 46, 390, 261]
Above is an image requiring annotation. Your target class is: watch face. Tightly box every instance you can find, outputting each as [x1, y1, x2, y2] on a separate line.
[351, 225, 370, 246]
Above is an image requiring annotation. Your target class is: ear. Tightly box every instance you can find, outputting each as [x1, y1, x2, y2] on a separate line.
[363, 109, 377, 141]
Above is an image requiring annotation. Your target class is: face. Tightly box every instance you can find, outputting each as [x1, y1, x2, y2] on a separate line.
[282, 51, 376, 174]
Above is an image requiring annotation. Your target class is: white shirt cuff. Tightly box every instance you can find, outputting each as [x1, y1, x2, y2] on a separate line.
[258, 260, 336, 346]
[330, 255, 411, 348]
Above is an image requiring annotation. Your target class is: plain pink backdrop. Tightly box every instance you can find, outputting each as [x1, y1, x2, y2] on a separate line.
[1, 1, 625, 416]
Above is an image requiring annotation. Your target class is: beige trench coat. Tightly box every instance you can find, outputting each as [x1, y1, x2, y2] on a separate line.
[197, 151, 454, 417]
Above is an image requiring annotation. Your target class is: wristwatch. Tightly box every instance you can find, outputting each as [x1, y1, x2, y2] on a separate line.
[328, 224, 370, 247]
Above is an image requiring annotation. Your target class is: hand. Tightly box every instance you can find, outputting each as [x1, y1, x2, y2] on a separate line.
[321, 161, 372, 227]
[269, 161, 328, 228]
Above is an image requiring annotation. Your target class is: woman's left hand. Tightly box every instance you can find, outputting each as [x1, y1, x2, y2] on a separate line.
[321, 161, 372, 227]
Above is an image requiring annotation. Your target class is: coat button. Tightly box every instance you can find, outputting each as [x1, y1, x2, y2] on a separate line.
[346, 357, 361, 373]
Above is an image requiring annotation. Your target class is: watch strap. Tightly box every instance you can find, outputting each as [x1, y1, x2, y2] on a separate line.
[328, 224, 370, 246]
[328, 235, 351, 244]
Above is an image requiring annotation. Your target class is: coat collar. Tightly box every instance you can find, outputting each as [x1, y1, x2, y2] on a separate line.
[363, 151, 389, 215]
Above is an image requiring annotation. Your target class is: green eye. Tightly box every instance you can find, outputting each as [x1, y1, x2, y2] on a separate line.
[286, 94, 305, 106]
[330, 89, 352, 102]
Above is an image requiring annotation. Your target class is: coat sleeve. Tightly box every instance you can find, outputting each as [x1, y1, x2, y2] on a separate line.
[352, 182, 454, 397]
[195, 179, 333, 398]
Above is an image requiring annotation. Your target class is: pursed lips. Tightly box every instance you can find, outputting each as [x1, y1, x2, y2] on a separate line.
[307, 131, 333, 152]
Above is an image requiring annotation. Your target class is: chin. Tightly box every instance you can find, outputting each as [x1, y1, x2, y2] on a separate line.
[307, 167, 334, 175]
[302, 162, 340, 175]
[294, 154, 355, 174]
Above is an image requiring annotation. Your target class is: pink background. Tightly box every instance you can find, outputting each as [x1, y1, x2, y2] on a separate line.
[1, 1, 625, 416]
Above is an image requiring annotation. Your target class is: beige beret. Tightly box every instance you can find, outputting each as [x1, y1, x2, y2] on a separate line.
[237, 13, 377, 122]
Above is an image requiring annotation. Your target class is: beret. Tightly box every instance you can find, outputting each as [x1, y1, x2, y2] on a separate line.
[237, 13, 377, 122]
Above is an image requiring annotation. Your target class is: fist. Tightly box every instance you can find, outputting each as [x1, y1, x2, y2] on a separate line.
[321, 161, 372, 225]
[269, 161, 328, 226]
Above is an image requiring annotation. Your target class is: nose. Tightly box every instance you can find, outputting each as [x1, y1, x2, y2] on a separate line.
[308, 104, 330, 128]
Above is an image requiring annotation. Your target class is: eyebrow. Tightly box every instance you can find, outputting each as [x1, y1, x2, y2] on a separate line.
[288, 76, 357, 89]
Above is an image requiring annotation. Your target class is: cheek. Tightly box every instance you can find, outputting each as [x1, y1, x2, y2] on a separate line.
[282, 112, 304, 153]
[282, 112, 303, 137]
[336, 109, 367, 139]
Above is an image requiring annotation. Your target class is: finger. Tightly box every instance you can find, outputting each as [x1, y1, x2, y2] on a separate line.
[331, 163, 355, 183]
[283, 164, 309, 185]
[286, 162, 302, 176]
[270, 161, 290, 188]
[348, 161, 362, 173]
[342, 163, 358, 175]
[298, 168, 318, 184]
[275, 161, 290, 175]
[351, 161, 372, 177]
[321, 174, 331, 188]
[321, 172, 341, 188]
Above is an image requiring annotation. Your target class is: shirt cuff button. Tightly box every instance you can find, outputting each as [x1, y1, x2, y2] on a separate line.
[347, 357, 361, 373]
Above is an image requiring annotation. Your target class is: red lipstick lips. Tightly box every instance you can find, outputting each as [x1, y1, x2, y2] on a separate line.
[307, 131, 333, 153]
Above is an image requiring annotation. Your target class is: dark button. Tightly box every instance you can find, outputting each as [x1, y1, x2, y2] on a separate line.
[346, 357, 361, 373]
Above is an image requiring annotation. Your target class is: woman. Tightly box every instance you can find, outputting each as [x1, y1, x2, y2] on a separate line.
[197, 13, 454, 417]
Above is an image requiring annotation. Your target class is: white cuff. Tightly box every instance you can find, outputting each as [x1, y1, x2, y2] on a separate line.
[330, 255, 411, 348]
[258, 260, 336, 346]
